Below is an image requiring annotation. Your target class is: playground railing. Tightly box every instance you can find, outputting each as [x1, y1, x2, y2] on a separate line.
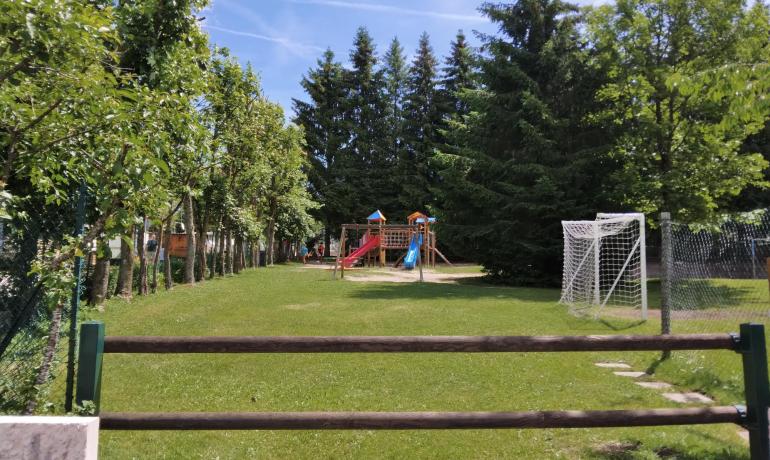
[76, 322, 769, 459]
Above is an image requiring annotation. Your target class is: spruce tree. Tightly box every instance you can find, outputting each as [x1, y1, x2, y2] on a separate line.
[343, 27, 396, 218]
[435, 1, 613, 285]
[440, 30, 475, 117]
[383, 38, 408, 172]
[400, 32, 440, 213]
[293, 49, 350, 240]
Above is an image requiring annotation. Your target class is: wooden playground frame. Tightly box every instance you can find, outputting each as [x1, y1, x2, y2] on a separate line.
[331, 212, 452, 280]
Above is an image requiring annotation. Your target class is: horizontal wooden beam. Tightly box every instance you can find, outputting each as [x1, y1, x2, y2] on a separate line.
[103, 333, 737, 354]
[100, 407, 743, 430]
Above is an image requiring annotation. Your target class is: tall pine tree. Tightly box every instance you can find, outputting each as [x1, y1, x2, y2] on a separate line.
[293, 49, 349, 247]
[344, 27, 396, 218]
[440, 30, 476, 117]
[400, 32, 441, 213]
[383, 38, 408, 175]
[436, 1, 614, 284]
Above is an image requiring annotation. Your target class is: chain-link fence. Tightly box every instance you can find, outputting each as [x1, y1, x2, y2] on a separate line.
[0, 194, 80, 414]
[657, 210, 770, 404]
[668, 211, 770, 331]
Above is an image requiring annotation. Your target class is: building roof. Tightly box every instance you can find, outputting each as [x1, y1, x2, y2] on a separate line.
[407, 211, 427, 221]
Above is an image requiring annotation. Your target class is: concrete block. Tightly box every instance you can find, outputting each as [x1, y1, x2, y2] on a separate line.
[0, 416, 99, 460]
[661, 392, 714, 404]
[613, 371, 647, 378]
[634, 381, 672, 389]
[595, 362, 632, 369]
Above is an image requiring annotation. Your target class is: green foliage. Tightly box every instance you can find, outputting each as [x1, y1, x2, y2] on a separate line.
[203, 49, 317, 252]
[1, 0, 318, 412]
[588, 0, 770, 223]
[293, 49, 349, 234]
[400, 33, 441, 212]
[435, 1, 614, 285]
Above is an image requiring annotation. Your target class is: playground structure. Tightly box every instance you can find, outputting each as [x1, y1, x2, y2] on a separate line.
[333, 210, 451, 276]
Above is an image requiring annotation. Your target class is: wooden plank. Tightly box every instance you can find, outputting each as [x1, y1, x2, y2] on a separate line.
[103, 333, 737, 354]
[100, 406, 742, 430]
[433, 247, 452, 266]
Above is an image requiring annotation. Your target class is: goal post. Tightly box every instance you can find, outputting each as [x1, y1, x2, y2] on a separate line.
[560, 213, 648, 320]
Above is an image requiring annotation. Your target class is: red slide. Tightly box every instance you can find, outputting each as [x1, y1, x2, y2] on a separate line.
[342, 236, 380, 268]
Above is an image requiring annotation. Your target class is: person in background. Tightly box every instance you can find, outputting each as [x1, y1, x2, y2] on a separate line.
[317, 242, 325, 263]
[300, 243, 309, 264]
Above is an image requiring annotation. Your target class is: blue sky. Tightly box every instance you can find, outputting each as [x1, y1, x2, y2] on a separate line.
[200, 0, 605, 118]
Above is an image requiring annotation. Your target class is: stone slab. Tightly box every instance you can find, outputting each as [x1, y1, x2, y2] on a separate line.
[595, 362, 632, 369]
[613, 371, 647, 378]
[0, 416, 99, 460]
[634, 381, 672, 390]
[661, 392, 714, 404]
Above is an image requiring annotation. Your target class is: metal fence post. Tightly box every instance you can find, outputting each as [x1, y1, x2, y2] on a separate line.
[660, 212, 672, 338]
[75, 321, 105, 414]
[739, 323, 770, 459]
[64, 182, 87, 412]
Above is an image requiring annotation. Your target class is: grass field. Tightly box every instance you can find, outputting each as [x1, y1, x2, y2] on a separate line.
[72, 265, 752, 459]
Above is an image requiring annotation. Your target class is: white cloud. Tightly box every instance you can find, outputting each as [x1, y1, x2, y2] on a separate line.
[291, 0, 487, 22]
[202, 24, 325, 56]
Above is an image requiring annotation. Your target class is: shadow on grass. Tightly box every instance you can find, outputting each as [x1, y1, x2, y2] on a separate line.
[588, 429, 749, 459]
[672, 279, 761, 310]
[597, 317, 647, 331]
[650, 355, 744, 403]
[347, 279, 561, 303]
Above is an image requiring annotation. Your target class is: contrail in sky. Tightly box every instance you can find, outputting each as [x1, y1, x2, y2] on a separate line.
[291, 0, 487, 22]
[203, 24, 325, 55]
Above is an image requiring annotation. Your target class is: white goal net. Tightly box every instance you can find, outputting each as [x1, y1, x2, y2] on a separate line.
[560, 213, 648, 319]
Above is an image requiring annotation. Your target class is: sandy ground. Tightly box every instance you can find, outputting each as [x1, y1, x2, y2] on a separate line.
[298, 263, 484, 284]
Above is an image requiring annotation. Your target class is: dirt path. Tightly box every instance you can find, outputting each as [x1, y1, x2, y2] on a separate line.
[299, 264, 484, 284]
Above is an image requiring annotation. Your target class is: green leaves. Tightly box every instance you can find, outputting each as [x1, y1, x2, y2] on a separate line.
[588, 0, 770, 223]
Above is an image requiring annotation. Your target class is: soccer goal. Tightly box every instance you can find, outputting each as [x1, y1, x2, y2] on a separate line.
[560, 213, 648, 320]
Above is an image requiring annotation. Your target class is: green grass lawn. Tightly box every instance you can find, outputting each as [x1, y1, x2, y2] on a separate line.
[74, 265, 751, 459]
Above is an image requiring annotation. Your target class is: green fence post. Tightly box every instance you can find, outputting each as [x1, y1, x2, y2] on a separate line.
[739, 323, 769, 459]
[75, 321, 105, 414]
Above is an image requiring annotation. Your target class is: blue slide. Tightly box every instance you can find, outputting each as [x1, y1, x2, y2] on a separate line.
[403, 234, 423, 269]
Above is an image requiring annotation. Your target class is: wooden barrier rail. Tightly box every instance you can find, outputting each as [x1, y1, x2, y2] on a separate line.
[103, 333, 737, 354]
[100, 407, 742, 430]
[76, 322, 770, 459]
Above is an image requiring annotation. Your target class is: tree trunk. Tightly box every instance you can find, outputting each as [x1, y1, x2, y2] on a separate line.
[209, 228, 219, 279]
[115, 225, 134, 299]
[233, 235, 242, 274]
[266, 203, 276, 265]
[183, 194, 196, 284]
[225, 228, 233, 275]
[255, 239, 261, 267]
[217, 226, 226, 276]
[137, 216, 148, 295]
[164, 226, 172, 290]
[324, 229, 331, 257]
[89, 240, 110, 306]
[23, 301, 64, 414]
[151, 219, 165, 293]
[195, 202, 208, 282]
